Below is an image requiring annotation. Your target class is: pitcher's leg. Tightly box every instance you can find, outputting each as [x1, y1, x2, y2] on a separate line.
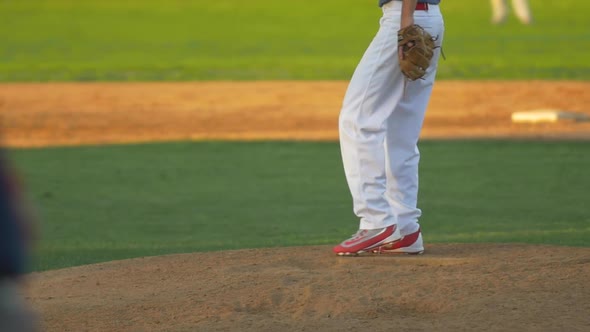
[385, 82, 431, 236]
[339, 15, 404, 230]
[385, 17, 444, 236]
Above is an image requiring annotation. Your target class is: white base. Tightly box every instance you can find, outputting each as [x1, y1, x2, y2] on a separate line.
[511, 110, 590, 123]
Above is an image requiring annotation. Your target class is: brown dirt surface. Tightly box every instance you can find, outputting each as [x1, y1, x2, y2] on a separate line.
[26, 244, 590, 332]
[1, 81, 590, 148]
[3, 81, 589, 331]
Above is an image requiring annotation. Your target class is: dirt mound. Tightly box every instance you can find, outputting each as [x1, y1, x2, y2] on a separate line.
[27, 244, 590, 332]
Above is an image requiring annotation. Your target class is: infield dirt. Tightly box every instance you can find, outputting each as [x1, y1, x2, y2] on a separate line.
[26, 244, 590, 332]
[1, 81, 589, 331]
[1, 81, 590, 147]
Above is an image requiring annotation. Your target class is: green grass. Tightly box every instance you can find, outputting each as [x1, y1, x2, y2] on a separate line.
[8, 140, 590, 271]
[0, 0, 589, 81]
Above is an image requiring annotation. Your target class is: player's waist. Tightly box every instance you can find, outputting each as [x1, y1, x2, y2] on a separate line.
[415, 3, 431, 11]
[382, 1, 440, 13]
[380, 0, 441, 7]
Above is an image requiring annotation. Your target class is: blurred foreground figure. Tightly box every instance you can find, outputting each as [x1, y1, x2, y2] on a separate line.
[0, 151, 40, 332]
[491, 0, 533, 25]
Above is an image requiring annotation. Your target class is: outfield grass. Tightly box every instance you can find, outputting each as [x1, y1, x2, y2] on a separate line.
[8, 140, 590, 271]
[1, 0, 589, 81]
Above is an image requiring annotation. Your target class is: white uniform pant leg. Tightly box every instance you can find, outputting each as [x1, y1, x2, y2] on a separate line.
[491, 0, 508, 23]
[385, 8, 445, 236]
[511, 0, 532, 24]
[339, 9, 404, 230]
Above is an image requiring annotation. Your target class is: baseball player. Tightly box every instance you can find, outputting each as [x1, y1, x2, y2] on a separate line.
[491, 0, 533, 25]
[333, 0, 444, 255]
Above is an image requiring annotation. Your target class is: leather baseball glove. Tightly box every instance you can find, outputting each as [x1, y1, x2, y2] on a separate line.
[398, 24, 436, 81]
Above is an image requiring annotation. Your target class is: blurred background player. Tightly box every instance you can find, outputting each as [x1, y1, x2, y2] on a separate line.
[0, 150, 39, 332]
[491, 0, 533, 25]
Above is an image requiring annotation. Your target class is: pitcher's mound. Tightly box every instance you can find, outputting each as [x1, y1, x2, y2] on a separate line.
[27, 244, 589, 331]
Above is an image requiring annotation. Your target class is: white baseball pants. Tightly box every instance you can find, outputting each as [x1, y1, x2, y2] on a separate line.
[339, 2, 444, 235]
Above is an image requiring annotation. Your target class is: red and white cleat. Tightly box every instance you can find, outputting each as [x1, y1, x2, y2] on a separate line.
[333, 224, 402, 256]
[372, 228, 424, 255]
